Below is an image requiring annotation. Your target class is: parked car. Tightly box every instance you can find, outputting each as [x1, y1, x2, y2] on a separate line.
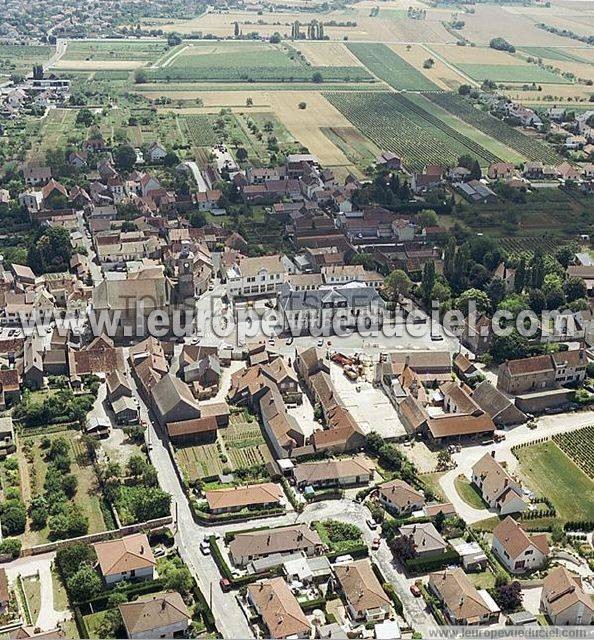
[371, 537, 381, 551]
[219, 578, 231, 592]
[410, 584, 422, 597]
[286, 337, 294, 345]
[317, 338, 324, 347]
[366, 518, 378, 530]
[200, 540, 210, 555]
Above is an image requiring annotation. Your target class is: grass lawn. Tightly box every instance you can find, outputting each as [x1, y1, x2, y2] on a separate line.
[51, 570, 69, 611]
[83, 609, 116, 639]
[61, 619, 79, 639]
[469, 570, 496, 590]
[516, 441, 594, 521]
[419, 471, 446, 502]
[454, 475, 487, 510]
[22, 576, 41, 624]
[470, 515, 502, 532]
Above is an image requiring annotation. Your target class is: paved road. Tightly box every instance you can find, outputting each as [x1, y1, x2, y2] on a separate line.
[44, 39, 67, 71]
[439, 409, 594, 523]
[123, 350, 255, 640]
[181, 160, 208, 192]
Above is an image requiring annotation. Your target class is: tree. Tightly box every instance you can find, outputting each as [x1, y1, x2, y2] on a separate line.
[1, 501, 26, 535]
[96, 608, 123, 639]
[312, 71, 323, 83]
[113, 145, 137, 172]
[546, 288, 565, 310]
[163, 151, 180, 167]
[246, 97, 253, 107]
[298, 102, 307, 110]
[270, 32, 281, 44]
[490, 332, 530, 363]
[56, 544, 97, 580]
[350, 253, 375, 270]
[189, 210, 207, 228]
[487, 277, 506, 308]
[236, 147, 248, 162]
[564, 276, 587, 303]
[416, 209, 438, 229]
[493, 581, 522, 612]
[390, 535, 416, 560]
[28, 226, 73, 274]
[383, 269, 412, 302]
[458, 84, 471, 95]
[431, 281, 451, 306]
[528, 289, 546, 314]
[436, 449, 452, 471]
[167, 33, 182, 46]
[455, 288, 490, 316]
[134, 69, 148, 84]
[555, 245, 574, 269]
[76, 108, 94, 127]
[66, 564, 102, 602]
[514, 257, 526, 293]
[160, 558, 193, 594]
[421, 261, 436, 305]
[29, 496, 48, 529]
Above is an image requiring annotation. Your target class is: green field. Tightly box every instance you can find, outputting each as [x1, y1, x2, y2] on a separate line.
[554, 426, 594, 479]
[516, 440, 594, 521]
[63, 40, 169, 61]
[143, 42, 370, 83]
[457, 63, 571, 84]
[455, 475, 487, 509]
[325, 91, 501, 171]
[0, 44, 52, 74]
[425, 92, 563, 164]
[520, 47, 593, 65]
[347, 43, 438, 91]
[405, 93, 525, 163]
[133, 82, 383, 92]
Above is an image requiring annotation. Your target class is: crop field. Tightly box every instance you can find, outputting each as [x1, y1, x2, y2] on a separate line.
[404, 93, 525, 163]
[0, 44, 52, 74]
[389, 44, 468, 91]
[456, 63, 571, 84]
[63, 40, 169, 61]
[554, 426, 594, 479]
[294, 42, 365, 67]
[176, 443, 225, 482]
[347, 43, 438, 91]
[321, 126, 380, 170]
[496, 236, 562, 254]
[520, 46, 594, 65]
[516, 440, 594, 521]
[178, 114, 219, 146]
[221, 412, 271, 470]
[325, 91, 501, 171]
[431, 44, 522, 66]
[424, 92, 563, 164]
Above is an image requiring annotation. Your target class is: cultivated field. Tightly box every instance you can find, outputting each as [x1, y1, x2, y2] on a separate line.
[54, 59, 143, 70]
[176, 442, 225, 482]
[145, 41, 371, 83]
[62, 40, 169, 61]
[554, 426, 594, 479]
[457, 63, 570, 84]
[325, 91, 502, 171]
[425, 92, 563, 164]
[347, 43, 438, 91]
[0, 44, 52, 75]
[516, 440, 594, 522]
[220, 412, 271, 471]
[389, 44, 470, 90]
[431, 45, 524, 66]
[294, 42, 365, 67]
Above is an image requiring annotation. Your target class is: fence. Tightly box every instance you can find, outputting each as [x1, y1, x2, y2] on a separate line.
[21, 515, 173, 557]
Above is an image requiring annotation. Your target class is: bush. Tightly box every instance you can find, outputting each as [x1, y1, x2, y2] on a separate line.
[67, 564, 103, 602]
[0, 538, 21, 558]
[0, 500, 26, 535]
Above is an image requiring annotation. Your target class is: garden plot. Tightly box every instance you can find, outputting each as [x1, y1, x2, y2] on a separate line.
[329, 363, 406, 439]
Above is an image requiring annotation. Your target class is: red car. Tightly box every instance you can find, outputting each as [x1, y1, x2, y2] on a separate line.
[219, 578, 231, 592]
[371, 537, 381, 551]
[410, 584, 422, 597]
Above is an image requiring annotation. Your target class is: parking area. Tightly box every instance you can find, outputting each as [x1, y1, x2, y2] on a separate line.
[330, 363, 406, 439]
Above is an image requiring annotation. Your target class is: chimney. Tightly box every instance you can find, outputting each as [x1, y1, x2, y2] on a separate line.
[140, 545, 144, 554]
[490, 450, 495, 458]
[161, 600, 166, 610]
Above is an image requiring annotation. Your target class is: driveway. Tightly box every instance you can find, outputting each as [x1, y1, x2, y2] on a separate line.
[439, 409, 594, 523]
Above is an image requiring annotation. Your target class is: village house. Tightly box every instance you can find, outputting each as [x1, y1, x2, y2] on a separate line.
[247, 578, 311, 639]
[540, 566, 594, 625]
[118, 592, 190, 639]
[204, 483, 283, 515]
[497, 349, 587, 394]
[428, 568, 500, 625]
[397, 522, 448, 559]
[492, 516, 549, 574]
[471, 452, 527, 515]
[293, 456, 374, 490]
[378, 478, 425, 516]
[93, 533, 156, 585]
[229, 524, 324, 567]
[333, 560, 392, 623]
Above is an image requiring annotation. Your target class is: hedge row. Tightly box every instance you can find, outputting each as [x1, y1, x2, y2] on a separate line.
[404, 549, 460, 574]
[191, 500, 284, 524]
